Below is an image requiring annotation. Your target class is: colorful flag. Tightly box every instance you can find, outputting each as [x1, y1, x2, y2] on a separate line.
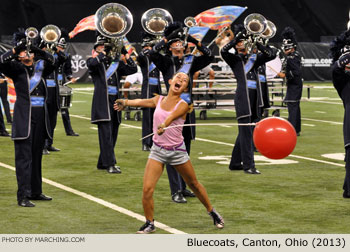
[69, 15, 96, 38]
[6, 77, 16, 115]
[188, 26, 210, 42]
[195, 6, 247, 30]
[122, 37, 136, 55]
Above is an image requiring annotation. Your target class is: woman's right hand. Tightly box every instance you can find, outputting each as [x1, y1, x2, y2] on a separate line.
[114, 99, 126, 111]
[157, 123, 166, 135]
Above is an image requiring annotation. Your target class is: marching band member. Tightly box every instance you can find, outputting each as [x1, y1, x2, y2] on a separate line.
[277, 27, 303, 136]
[149, 21, 214, 203]
[87, 35, 137, 174]
[330, 29, 350, 198]
[56, 35, 79, 137]
[114, 72, 224, 233]
[221, 24, 277, 174]
[0, 29, 66, 207]
[137, 32, 162, 151]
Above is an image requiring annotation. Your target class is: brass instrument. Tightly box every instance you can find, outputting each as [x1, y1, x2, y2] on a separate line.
[261, 20, 276, 40]
[243, 13, 268, 53]
[40, 25, 61, 53]
[25, 27, 38, 55]
[95, 3, 133, 57]
[184, 16, 197, 28]
[141, 8, 172, 43]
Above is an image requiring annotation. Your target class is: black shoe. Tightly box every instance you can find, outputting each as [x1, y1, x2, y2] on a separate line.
[107, 166, 121, 174]
[229, 164, 243, 171]
[67, 132, 79, 136]
[182, 189, 195, 197]
[47, 146, 60, 152]
[208, 208, 224, 229]
[18, 199, 35, 207]
[29, 194, 52, 201]
[343, 191, 350, 198]
[297, 132, 301, 136]
[244, 168, 261, 174]
[42, 148, 50, 155]
[142, 144, 150, 151]
[136, 220, 156, 234]
[172, 191, 187, 203]
[0, 131, 10, 137]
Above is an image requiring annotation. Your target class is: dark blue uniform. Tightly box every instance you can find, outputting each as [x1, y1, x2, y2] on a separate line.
[137, 49, 161, 149]
[283, 51, 303, 134]
[221, 41, 277, 171]
[0, 49, 59, 202]
[87, 53, 137, 169]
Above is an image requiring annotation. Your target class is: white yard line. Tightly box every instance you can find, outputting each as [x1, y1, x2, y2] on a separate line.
[0, 162, 186, 234]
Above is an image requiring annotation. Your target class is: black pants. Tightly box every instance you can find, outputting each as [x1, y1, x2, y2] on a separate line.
[45, 102, 58, 147]
[61, 108, 75, 135]
[344, 147, 350, 194]
[142, 107, 155, 148]
[14, 107, 46, 201]
[286, 101, 301, 134]
[0, 82, 12, 122]
[97, 97, 121, 168]
[229, 116, 255, 170]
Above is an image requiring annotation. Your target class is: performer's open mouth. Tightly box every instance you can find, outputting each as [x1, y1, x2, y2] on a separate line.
[174, 83, 181, 90]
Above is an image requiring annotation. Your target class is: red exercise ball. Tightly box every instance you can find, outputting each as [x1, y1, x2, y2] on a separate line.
[253, 117, 297, 159]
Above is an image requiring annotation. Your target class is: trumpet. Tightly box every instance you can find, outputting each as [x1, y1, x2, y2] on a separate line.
[141, 8, 173, 44]
[95, 3, 133, 57]
[25, 27, 38, 55]
[243, 13, 268, 53]
[184, 16, 197, 28]
[261, 20, 276, 41]
[40, 25, 61, 53]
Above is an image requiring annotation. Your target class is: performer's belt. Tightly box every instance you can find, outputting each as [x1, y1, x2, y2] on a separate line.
[153, 142, 187, 152]
[259, 74, 266, 83]
[30, 96, 44, 107]
[247, 80, 257, 89]
[108, 85, 118, 95]
[46, 79, 56, 87]
[149, 77, 159, 86]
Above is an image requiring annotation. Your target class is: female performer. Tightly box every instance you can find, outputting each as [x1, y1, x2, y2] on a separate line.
[114, 72, 224, 233]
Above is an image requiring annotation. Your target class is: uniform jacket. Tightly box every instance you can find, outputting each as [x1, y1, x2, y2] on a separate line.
[283, 51, 303, 102]
[0, 49, 59, 140]
[87, 53, 137, 123]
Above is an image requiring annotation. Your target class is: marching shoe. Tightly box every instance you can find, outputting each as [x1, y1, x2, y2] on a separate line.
[182, 189, 196, 197]
[18, 199, 35, 207]
[244, 168, 261, 174]
[0, 131, 10, 137]
[67, 132, 79, 136]
[172, 191, 187, 203]
[29, 194, 52, 201]
[343, 191, 350, 198]
[142, 144, 150, 151]
[42, 148, 50, 155]
[107, 166, 121, 174]
[47, 146, 60, 152]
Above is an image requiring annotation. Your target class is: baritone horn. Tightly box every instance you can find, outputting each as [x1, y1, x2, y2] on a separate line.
[95, 3, 133, 56]
[141, 8, 173, 36]
[40, 24, 61, 44]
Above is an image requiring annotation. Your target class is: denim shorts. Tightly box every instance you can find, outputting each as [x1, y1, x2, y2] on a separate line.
[148, 142, 189, 166]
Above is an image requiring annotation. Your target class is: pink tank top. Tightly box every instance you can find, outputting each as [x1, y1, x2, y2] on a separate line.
[152, 96, 186, 148]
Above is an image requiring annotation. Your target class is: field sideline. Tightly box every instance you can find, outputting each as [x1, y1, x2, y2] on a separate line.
[1, 82, 350, 234]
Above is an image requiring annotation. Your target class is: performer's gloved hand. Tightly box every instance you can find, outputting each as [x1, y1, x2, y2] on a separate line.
[141, 48, 151, 56]
[121, 46, 128, 55]
[14, 39, 27, 54]
[157, 123, 166, 135]
[114, 99, 127, 111]
[38, 40, 47, 49]
[338, 51, 350, 68]
[51, 44, 58, 53]
[166, 28, 183, 41]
